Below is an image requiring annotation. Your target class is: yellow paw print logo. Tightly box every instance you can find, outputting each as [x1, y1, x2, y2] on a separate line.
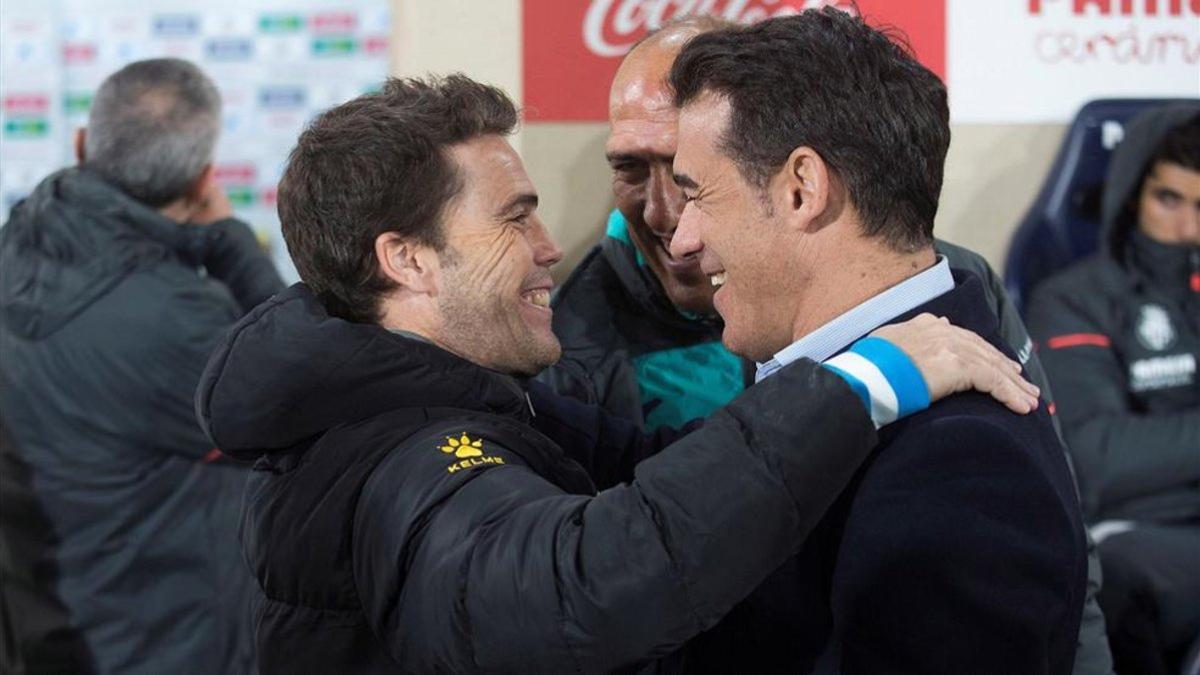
[440, 433, 484, 459]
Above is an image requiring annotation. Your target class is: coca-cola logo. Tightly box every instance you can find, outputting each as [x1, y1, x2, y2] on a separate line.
[582, 0, 853, 57]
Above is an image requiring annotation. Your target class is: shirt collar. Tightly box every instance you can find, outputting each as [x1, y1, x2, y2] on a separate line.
[389, 328, 433, 344]
[756, 256, 954, 382]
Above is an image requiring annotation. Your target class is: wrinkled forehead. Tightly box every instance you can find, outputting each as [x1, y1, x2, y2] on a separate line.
[608, 40, 677, 115]
[609, 73, 674, 119]
[607, 93, 678, 158]
[607, 49, 680, 158]
[446, 135, 536, 216]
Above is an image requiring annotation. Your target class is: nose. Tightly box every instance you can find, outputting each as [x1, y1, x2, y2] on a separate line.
[670, 202, 703, 260]
[644, 165, 685, 236]
[529, 217, 564, 268]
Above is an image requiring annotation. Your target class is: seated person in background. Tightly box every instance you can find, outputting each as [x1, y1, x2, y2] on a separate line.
[1028, 104, 1200, 675]
[542, 17, 1112, 673]
[0, 58, 283, 674]
[661, 11, 1087, 672]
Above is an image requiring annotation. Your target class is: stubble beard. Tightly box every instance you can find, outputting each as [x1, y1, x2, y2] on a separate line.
[435, 269, 560, 377]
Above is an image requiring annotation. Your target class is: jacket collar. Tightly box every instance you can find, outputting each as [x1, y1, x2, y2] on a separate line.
[600, 210, 723, 335]
[197, 283, 532, 458]
[1116, 230, 1200, 313]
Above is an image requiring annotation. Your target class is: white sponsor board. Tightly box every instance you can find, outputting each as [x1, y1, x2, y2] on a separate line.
[949, 0, 1200, 123]
[0, 0, 391, 281]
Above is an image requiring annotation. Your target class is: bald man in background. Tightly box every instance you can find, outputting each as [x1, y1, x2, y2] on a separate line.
[538, 16, 1114, 675]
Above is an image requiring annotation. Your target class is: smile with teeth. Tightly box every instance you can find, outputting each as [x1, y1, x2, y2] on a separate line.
[522, 289, 551, 308]
[710, 272, 727, 287]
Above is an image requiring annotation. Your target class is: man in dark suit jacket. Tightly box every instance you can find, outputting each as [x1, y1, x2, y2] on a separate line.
[662, 10, 1089, 673]
[664, 271, 1088, 673]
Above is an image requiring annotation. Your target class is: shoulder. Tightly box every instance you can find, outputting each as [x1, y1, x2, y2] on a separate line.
[550, 247, 632, 384]
[352, 414, 577, 557]
[936, 239, 996, 279]
[554, 245, 609, 302]
[100, 263, 240, 329]
[1030, 254, 1123, 305]
[552, 246, 624, 345]
[871, 395, 1070, 494]
[893, 393, 1054, 448]
[881, 396, 1021, 457]
[60, 265, 240, 381]
[1026, 255, 1124, 331]
[847, 395, 1082, 552]
[363, 414, 573, 503]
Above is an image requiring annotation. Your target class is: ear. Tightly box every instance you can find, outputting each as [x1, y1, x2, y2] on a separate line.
[74, 128, 87, 164]
[375, 232, 440, 295]
[777, 146, 834, 232]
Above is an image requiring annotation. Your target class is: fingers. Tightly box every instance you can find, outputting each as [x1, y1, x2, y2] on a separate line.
[869, 314, 1040, 415]
[973, 332, 1040, 404]
[979, 363, 1038, 414]
[953, 326, 1039, 414]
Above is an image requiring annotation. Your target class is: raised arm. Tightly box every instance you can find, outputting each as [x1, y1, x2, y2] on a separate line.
[354, 359, 874, 673]
[529, 313, 1039, 489]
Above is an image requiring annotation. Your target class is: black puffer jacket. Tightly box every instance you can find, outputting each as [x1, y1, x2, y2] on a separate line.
[195, 283, 877, 674]
[0, 168, 283, 674]
[1028, 103, 1200, 525]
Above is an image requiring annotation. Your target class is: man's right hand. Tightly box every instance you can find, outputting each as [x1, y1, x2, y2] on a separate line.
[872, 314, 1040, 415]
[190, 178, 234, 225]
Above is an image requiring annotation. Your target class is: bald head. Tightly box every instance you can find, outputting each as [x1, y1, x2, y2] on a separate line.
[609, 15, 733, 120]
[605, 15, 734, 315]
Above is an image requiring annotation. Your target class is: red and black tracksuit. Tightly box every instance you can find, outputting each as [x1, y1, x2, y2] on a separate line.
[1027, 103, 1200, 675]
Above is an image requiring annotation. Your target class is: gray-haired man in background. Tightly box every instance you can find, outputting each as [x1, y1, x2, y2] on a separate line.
[0, 58, 282, 674]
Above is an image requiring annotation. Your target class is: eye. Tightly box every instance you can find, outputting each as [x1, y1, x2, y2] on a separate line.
[1156, 190, 1182, 208]
[612, 161, 648, 179]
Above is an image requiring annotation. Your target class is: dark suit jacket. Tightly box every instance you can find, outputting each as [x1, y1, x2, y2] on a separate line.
[664, 271, 1088, 675]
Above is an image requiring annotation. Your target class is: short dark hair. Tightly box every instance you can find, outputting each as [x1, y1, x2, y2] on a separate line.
[1149, 113, 1200, 173]
[86, 58, 220, 207]
[669, 8, 950, 252]
[279, 74, 518, 323]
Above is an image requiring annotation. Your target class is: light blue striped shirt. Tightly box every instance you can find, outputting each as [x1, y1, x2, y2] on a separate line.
[756, 256, 954, 383]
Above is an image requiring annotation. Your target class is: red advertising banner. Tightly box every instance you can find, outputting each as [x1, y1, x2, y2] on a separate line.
[522, 0, 946, 122]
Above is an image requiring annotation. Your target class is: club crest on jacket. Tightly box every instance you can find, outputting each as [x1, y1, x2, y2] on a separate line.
[1135, 304, 1175, 352]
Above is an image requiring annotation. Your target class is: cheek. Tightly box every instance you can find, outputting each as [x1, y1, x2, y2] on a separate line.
[719, 221, 767, 272]
[1140, 199, 1166, 221]
[460, 229, 526, 290]
[1138, 204, 1181, 241]
[614, 185, 645, 222]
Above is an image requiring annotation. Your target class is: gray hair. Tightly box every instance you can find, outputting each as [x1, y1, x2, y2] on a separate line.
[84, 58, 221, 207]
